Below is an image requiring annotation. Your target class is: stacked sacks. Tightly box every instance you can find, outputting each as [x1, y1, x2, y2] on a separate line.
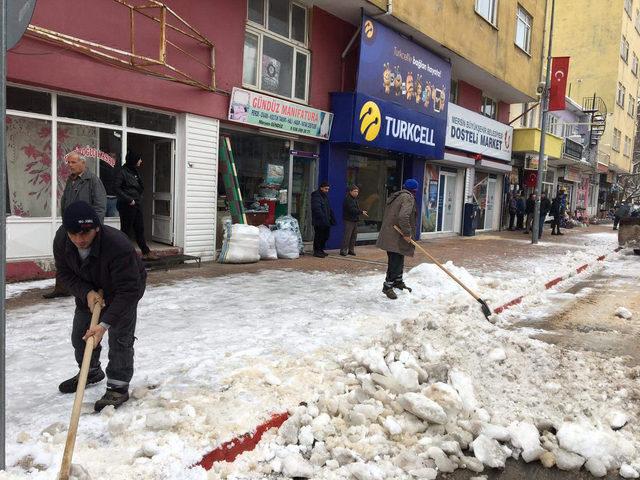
[218, 222, 260, 264]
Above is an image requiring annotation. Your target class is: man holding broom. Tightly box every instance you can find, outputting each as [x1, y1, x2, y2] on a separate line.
[54, 201, 146, 411]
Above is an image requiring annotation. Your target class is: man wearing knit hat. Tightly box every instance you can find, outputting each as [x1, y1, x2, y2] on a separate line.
[53, 201, 146, 411]
[376, 179, 418, 299]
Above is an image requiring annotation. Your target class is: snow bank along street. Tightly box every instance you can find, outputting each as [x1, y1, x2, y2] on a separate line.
[3, 230, 640, 479]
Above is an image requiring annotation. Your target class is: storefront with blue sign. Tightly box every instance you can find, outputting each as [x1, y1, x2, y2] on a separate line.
[322, 16, 451, 247]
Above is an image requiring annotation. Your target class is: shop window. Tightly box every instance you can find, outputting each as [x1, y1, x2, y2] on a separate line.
[5, 115, 53, 217]
[127, 108, 175, 134]
[515, 5, 532, 54]
[244, 0, 310, 102]
[6, 86, 51, 115]
[57, 95, 122, 125]
[481, 95, 498, 119]
[475, 0, 498, 26]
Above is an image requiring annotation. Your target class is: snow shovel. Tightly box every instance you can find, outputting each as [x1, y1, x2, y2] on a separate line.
[58, 291, 103, 480]
[393, 226, 492, 319]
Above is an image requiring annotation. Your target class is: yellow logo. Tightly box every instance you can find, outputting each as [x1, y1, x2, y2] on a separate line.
[359, 101, 381, 142]
[364, 20, 375, 40]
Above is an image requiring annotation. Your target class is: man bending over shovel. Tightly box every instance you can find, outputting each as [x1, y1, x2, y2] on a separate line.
[54, 201, 146, 411]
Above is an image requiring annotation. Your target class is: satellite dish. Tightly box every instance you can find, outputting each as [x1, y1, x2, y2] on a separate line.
[6, 0, 37, 51]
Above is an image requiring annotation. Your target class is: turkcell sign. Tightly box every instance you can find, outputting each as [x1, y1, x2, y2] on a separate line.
[353, 94, 446, 158]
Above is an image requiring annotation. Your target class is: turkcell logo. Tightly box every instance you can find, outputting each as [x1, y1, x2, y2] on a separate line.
[358, 99, 435, 147]
[359, 101, 381, 141]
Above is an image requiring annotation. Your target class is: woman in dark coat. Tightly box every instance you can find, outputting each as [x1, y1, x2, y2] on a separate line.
[340, 185, 368, 256]
[114, 151, 158, 260]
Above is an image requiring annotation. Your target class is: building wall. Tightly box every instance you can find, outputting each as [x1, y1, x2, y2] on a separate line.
[457, 81, 483, 112]
[366, 0, 545, 98]
[552, 0, 638, 172]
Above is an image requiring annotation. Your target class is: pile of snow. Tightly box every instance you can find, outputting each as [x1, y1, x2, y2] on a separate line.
[220, 303, 640, 478]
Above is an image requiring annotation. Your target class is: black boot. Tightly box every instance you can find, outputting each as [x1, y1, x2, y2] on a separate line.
[313, 251, 324, 258]
[59, 368, 105, 394]
[339, 250, 347, 256]
[94, 387, 129, 412]
[393, 280, 412, 292]
[382, 286, 398, 300]
[348, 251, 356, 256]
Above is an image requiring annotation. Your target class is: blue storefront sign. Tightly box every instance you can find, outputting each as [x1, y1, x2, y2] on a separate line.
[357, 16, 451, 119]
[330, 92, 446, 159]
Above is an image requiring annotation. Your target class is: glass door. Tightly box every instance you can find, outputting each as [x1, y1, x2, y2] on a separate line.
[151, 139, 174, 244]
[289, 147, 317, 242]
[485, 176, 497, 230]
[441, 172, 457, 232]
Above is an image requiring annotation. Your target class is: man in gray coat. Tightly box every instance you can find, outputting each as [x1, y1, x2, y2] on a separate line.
[43, 151, 107, 299]
[376, 178, 418, 299]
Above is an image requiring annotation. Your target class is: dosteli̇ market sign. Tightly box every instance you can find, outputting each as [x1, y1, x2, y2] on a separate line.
[228, 87, 333, 140]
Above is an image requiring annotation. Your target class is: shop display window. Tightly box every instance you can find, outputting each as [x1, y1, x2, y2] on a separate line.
[5, 116, 52, 217]
[57, 95, 122, 126]
[127, 108, 175, 134]
[6, 86, 51, 115]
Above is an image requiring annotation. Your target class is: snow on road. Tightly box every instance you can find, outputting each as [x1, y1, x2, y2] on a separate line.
[1, 230, 632, 479]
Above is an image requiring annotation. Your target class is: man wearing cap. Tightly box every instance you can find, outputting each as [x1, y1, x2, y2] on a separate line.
[54, 201, 146, 411]
[43, 151, 107, 299]
[376, 179, 418, 299]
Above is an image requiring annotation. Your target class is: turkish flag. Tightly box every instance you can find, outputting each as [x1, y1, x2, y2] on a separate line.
[549, 57, 570, 111]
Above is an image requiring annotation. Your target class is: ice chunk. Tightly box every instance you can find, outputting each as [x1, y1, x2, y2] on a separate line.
[616, 307, 633, 319]
[555, 448, 585, 470]
[383, 416, 402, 435]
[298, 425, 314, 447]
[556, 422, 635, 462]
[488, 348, 507, 362]
[389, 362, 420, 391]
[145, 412, 177, 431]
[471, 434, 508, 468]
[398, 393, 448, 424]
[621, 464, 640, 478]
[426, 446, 457, 473]
[422, 382, 463, 417]
[449, 370, 478, 413]
[69, 463, 91, 480]
[282, 453, 314, 478]
[507, 421, 544, 462]
[278, 416, 300, 445]
[606, 411, 629, 430]
[348, 462, 385, 480]
[585, 457, 607, 477]
[353, 347, 391, 376]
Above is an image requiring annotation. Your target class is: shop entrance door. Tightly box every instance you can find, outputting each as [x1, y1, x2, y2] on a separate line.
[152, 139, 174, 243]
[437, 171, 457, 232]
[484, 176, 497, 230]
[289, 148, 318, 242]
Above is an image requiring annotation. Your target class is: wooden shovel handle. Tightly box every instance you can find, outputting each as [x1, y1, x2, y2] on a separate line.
[393, 226, 482, 301]
[58, 291, 103, 480]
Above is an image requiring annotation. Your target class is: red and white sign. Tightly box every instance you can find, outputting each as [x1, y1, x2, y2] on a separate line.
[549, 57, 570, 111]
[68, 146, 117, 167]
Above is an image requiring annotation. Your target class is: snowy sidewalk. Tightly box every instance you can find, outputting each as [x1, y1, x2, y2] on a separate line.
[1, 226, 631, 479]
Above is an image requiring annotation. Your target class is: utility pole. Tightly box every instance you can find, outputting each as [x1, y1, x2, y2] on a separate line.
[0, 0, 7, 470]
[532, 0, 555, 244]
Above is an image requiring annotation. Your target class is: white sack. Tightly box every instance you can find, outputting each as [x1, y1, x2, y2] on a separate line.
[218, 223, 260, 264]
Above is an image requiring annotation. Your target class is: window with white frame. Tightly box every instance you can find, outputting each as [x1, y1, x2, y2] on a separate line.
[546, 115, 559, 135]
[515, 5, 532, 53]
[630, 94, 636, 116]
[626, 0, 633, 17]
[633, 53, 639, 76]
[613, 128, 622, 151]
[475, 0, 498, 26]
[621, 35, 630, 62]
[244, 0, 310, 102]
[617, 82, 626, 107]
[636, 8, 640, 32]
[481, 95, 498, 119]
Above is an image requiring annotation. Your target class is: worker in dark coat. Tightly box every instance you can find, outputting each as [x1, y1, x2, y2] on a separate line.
[311, 181, 336, 258]
[376, 179, 418, 300]
[539, 192, 551, 238]
[114, 151, 158, 260]
[43, 152, 107, 299]
[340, 185, 368, 256]
[54, 201, 146, 411]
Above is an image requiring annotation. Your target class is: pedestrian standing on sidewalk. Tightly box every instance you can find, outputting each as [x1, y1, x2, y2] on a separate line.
[523, 193, 536, 234]
[539, 192, 551, 238]
[550, 194, 563, 235]
[43, 152, 107, 299]
[508, 192, 517, 230]
[114, 151, 158, 260]
[614, 201, 630, 230]
[311, 181, 336, 258]
[340, 185, 368, 256]
[376, 178, 418, 300]
[516, 191, 526, 230]
[54, 201, 146, 411]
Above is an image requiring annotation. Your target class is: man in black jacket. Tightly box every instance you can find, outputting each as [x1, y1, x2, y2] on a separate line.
[54, 201, 147, 411]
[311, 181, 336, 257]
[114, 151, 158, 260]
[539, 192, 551, 239]
[340, 185, 368, 256]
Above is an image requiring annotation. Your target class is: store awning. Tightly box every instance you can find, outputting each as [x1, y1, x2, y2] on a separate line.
[512, 128, 563, 159]
[476, 159, 512, 173]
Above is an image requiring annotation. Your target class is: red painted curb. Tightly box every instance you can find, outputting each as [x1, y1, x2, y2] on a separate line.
[196, 412, 290, 470]
[495, 248, 619, 315]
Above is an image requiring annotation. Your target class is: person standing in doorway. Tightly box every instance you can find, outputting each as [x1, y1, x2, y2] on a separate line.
[114, 151, 158, 260]
[311, 181, 336, 257]
[377, 178, 418, 300]
[550, 194, 563, 235]
[340, 185, 368, 256]
[43, 152, 107, 299]
[539, 192, 551, 238]
[515, 191, 526, 230]
[523, 193, 536, 234]
[507, 192, 517, 230]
